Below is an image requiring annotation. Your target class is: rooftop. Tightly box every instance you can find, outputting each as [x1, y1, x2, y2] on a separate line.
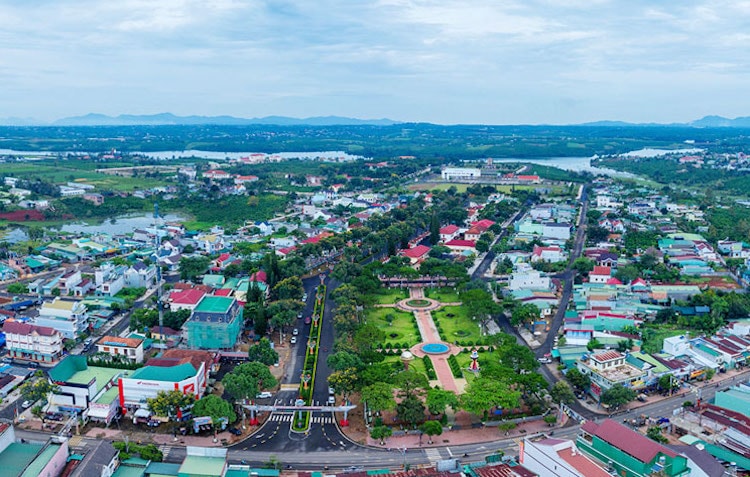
[178, 455, 226, 476]
[96, 335, 143, 348]
[581, 419, 677, 463]
[194, 295, 234, 314]
[49, 355, 124, 385]
[0, 442, 43, 476]
[129, 362, 197, 382]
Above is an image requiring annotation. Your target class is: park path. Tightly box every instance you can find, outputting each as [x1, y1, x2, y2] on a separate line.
[404, 287, 461, 393]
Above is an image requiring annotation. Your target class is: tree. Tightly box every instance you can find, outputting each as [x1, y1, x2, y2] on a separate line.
[565, 368, 591, 391]
[326, 351, 363, 372]
[397, 395, 426, 428]
[646, 426, 668, 444]
[497, 342, 539, 374]
[429, 213, 440, 245]
[327, 368, 358, 398]
[247, 338, 279, 366]
[395, 369, 429, 398]
[179, 256, 210, 281]
[20, 379, 59, 404]
[549, 381, 576, 405]
[370, 425, 393, 445]
[420, 420, 443, 444]
[658, 374, 679, 393]
[510, 303, 540, 326]
[130, 308, 159, 332]
[425, 388, 459, 416]
[543, 415, 558, 426]
[146, 390, 196, 419]
[192, 394, 236, 425]
[222, 362, 278, 401]
[272, 276, 304, 301]
[572, 257, 595, 274]
[360, 382, 396, 415]
[460, 378, 521, 419]
[7, 283, 27, 294]
[600, 384, 635, 410]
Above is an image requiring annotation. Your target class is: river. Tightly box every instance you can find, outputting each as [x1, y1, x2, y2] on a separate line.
[488, 156, 634, 177]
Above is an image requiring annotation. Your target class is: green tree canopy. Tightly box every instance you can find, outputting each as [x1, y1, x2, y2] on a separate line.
[460, 377, 521, 418]
[370, 425, 393, 445]
[420, 420, 443, 443]
[247, 338, 279, 366]
[179, 256, 211, 281]
[565, 368, 591, 391]
[549, 381, 576, 405]
[397, 395, 426, 428]
[192, 394, 237, 425]
[20, 379, 59, 404]
[600, 384, 635, 410]
[425, 388, 459, 416]
[222, 362, 278, 401]
[146, 390, 196, 418]
[360, 382, 396, 414]
[272, 276, 304, 301]
[326, 351, 363, 372]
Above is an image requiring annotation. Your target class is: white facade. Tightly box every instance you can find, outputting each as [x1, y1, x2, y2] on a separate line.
[509, 267, 551, 291]
[95, 336, 145, 363]
[36, 298, 89, 339]
[3, 322, 64, 363]
[441, 167, 481, 181]
[542, 223, 571, 241]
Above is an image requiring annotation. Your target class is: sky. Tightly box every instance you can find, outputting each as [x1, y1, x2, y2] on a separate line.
[2, 0, 750, 125]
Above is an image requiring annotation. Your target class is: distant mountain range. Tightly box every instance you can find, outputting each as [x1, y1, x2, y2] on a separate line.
[0, 113, 399, 127]
[2, 113, 750, 127]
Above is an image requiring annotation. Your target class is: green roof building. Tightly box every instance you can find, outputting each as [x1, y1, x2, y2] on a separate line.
[186, 296, 242, 350]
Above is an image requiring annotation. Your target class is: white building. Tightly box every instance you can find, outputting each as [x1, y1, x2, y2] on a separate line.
[542, 223, 572, 241]
[2, 321, 64, 364]
[124, 262, 157, 289]
[441, 167, 481, 181]
[59, 185, 86, 196]
[36, 298, 89, 339]
[95, 335, 145, 363]
[95, 262, 127, 296]
[508, 266, 552, 291]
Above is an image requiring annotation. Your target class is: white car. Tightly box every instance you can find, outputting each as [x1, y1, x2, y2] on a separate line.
[256, 392, 273, 399]
[292, 328, 299, 336]
[290, 336, 297, 344]
[327, 395, 336, 405]
[21, 400, 33, 409]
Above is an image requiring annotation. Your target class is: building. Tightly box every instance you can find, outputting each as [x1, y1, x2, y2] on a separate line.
[439, 224, 460, 243]
[0, 423, 70, 477]
[441, 167, 481, 181]
[35, 298, 89, 339]
[94, 262, 127, 297]
[400, 245, 431, 265]
[531, 245, 565, 263]
[2, 321, 64, 364]
[589, 266, 612, 284]
[123, 262, 156, 289]
[48, 355, 123, 419]
[202, 170, 231, 180]
[169, 288, 207, 312]
[66, 439, 119, 477]
[186, 296, 242, 349]
[95, 335, 145, 363]
[508, 265, 552, 291]
[521, 437, 612, 477]
[577, 350, 646, 400]
[82, 193, 105, 205]
[118, 350, 213, 412]
[577, 419, 689, 477]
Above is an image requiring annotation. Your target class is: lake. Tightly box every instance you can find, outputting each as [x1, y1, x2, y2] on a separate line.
[488, 156, 635, 177]
[59, 213, 186, 235]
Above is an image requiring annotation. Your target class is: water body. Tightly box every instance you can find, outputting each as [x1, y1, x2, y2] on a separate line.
[488, 156, 634, 177]
[59, 213, 186, 235]
[137, 150, 365, 161]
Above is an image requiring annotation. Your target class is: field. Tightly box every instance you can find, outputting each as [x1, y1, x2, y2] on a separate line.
[372, 288, 408, 305]
[366, 307, 421, 346]
[424, 288, 461, 303]
[432, 305, 484, 345]
[1, 161, 167, 192]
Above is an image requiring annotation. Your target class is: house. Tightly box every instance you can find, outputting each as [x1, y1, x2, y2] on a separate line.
[464, 226, 484, 242]
[577, 419, 689, 477]
[439, 224, 460, 243]
[48, 355, 124, 418]
[441, 167, 481, 181]
[95, 335, 145, 363]
[36, 298, 89, 339]
[196, 233, 226, 254]
[118, 349, 213, 412]
[589, 266, 612, 284]
[124, 262, 156, 289]
[83, 192, 104, 205]
[0, 423, 70, 477]
[94, 262, 127, 297]
[186, 296, 243, 349]
[400, 245, 431, 265]
[577, 350, 646, 400]
[531, 245, 565, 263]
[66, 439, 120, 477]
[2, 321, 64, 364]
[202, 169, 231, 180]
[508, 264, 551, 291]
[58, 269, 82, 295]
[521, 437, 612, 477]
[150, 325, 182, 343]
[234, 175, 259, 184]
[169, 288, 207, 312]
[444, 239, 476, 253]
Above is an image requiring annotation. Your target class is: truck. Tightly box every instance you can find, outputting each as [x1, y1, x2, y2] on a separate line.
[1, 300, 35, 311]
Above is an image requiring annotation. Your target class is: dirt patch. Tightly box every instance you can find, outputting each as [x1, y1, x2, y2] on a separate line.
[0, 210, 46, 221]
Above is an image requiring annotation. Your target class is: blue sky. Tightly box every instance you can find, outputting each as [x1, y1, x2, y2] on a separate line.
[2, 0, 750, 124]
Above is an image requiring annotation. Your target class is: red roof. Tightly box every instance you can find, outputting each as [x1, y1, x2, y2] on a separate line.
[471, 219, 495, 231]
[582, 419, 678, 463]
[591, 266, 611, 276]
[606, 277, 622, 285]
[170, 288, 206, 305]
[517, 175, 540, 181]
[465, 226, 483, 236]
[3, 320, 59, 336]
[402, 245, 431, 259]
[301, 235, 323, 245]
[591, 350, 623, 362]
[439, 225, 459, 235]
[278, 246, 297, 255]
[445, 239, 476, 248]
[249, 270, 267, 283]
[214, 289, 232, 296]
[217, 253, 231, 263]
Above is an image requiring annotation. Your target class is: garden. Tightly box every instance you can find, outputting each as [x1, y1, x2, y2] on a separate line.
[373, 288, 409, 305]
[366, 307, 421, 348]
[432, 306, 485, 346]
[424, 287, 461, 303]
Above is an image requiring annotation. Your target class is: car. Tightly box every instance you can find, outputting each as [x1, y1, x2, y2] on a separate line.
[290, 336, 297, 344]
[328, 386, 335, 395]
[45, 412, 64, 421]
[21, 400, 33, 409]
[146, 420, 161, 427]
[304, 316, 311, 325]
[292, 328, 299, 336]
[302, 293, 308, 301]
[228, 427, 242, 436]
[256, 391, 273, 399]
[538, 358, 552, 364]
[327, 396, 336, 405]
[297, 312, 303, 319]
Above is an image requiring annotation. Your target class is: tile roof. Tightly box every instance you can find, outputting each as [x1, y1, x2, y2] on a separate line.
[591, 266, 611, 276]
[582, 419, 677, 463]
[402, 245, 431, 258]
[96, 335, 143, 348]
[169, 288, 206, 305]
[3, 320, 59, 336]
[445, 239, 476, 248]
[439, 224, 459, 234]
[590, 350, 624, 362]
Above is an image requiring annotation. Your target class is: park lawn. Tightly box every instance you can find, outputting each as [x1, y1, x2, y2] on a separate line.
[366, 308, 421, 346]
[373, 288, 408, 305]
[432, 306, 483, 345]
[382, 355, 427, 380]
[424, 288, 462, 304]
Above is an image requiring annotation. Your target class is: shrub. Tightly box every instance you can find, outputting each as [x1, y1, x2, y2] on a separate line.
[423, 356, 437, 380]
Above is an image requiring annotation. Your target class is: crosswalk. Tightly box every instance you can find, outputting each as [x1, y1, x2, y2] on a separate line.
[158, 444, 173, 460]
[268, 413, 335, 424]
[424, 448, 442, 463]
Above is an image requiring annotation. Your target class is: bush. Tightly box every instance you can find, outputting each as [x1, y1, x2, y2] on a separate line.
[423, 356, 437, 380]
[447, 355, 463, 378]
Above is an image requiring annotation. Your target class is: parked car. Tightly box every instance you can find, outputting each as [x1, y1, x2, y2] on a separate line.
[21, 400, 33, 409]
[328, 386, 335, 395]
[304, 316, 311, 325]
[228, 427, 242, 436]
[290, 336, 297, 344]
[292, 328, 299, 336]
[45, 412, 64, 421]
[256, 391, 273, 399]
[327, 395, 336, 405]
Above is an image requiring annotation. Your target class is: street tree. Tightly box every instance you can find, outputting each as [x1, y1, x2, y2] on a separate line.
[370, 425, 393, 445]
[572, 257, 595, 274]
[600, 384, 636, 410]
[20, 379, 59, 404]
[327, 368, 358, 398]
[544, 415, 558, 426]
[420, 420, 443, 444]
[395, 369, 429, 398]
[510, 303, 540, 327]
[397, 395, 426, 428]
[565, 368, 591, 391]
[247, 338, 279, 366]
[272, 276, 304, 301]
[461, 378, 521, 419]
[179, 256, 210, 281]
[549, 381, 576, 405]
[192, 394, 236, 425]
[146, 390, 196, 418]
[360, 382, 396, 415]
[646, 426, 668, 444]
[425, 388, 459, 416]
[222, 362, 278, 401]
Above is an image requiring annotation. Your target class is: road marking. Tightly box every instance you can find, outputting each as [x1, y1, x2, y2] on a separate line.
[424, 448, 442, 463]
[255, 434, 265, 439]
[446, 447, 453, 457]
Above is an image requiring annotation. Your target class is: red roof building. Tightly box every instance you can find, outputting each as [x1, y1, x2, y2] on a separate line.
[580, 419, 679, 464]
[169, 288, 207, 312]
[471, 219, 496, 231]
[401, 245, 431, 264]
[444, 239, 477, 251]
